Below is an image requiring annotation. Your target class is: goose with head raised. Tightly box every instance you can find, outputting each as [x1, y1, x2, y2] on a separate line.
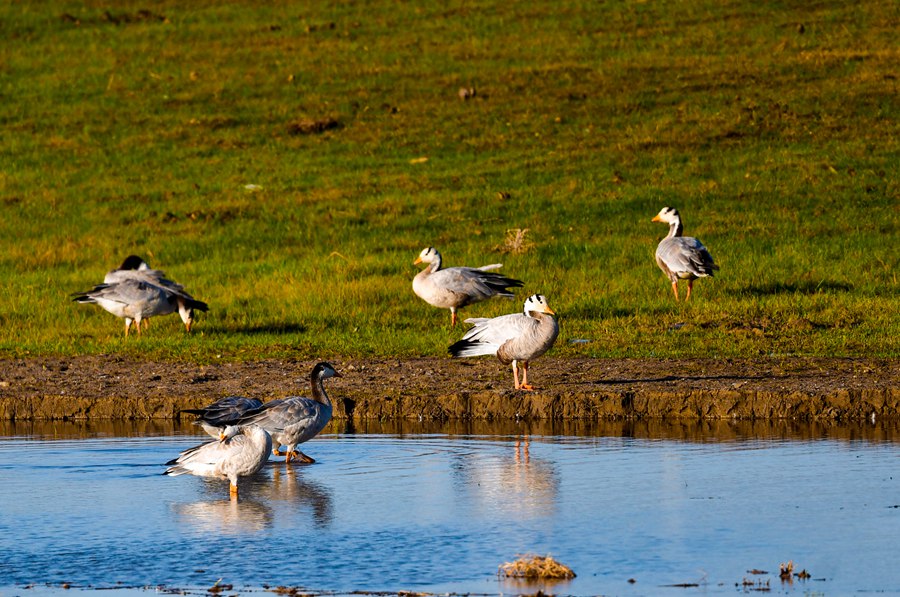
[413, 246, 524, 327]
[651, 207, 719, 301]
[449, 294, 559, 391]
[228, 362, 342, 464]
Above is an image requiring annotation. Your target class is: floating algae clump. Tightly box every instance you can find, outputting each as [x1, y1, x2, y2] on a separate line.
[499, 554, 576, 579]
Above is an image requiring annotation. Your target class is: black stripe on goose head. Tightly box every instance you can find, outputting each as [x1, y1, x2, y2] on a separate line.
[311, 361, 342, 380]
[118, 255, 149, 270]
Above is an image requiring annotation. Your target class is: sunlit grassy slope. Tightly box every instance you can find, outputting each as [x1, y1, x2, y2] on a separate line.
[0, 0, 897, 361]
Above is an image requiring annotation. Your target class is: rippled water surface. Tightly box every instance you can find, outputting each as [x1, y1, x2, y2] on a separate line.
[1, 420, 898, 596]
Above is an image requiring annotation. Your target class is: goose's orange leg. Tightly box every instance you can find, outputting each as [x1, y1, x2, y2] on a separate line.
[520, 361, 535, 391]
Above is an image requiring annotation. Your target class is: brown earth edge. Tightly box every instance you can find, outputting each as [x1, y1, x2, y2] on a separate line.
[0, 355, 898, 422]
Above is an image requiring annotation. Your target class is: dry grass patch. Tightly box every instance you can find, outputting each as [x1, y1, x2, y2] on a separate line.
[496, 228, 534, 255]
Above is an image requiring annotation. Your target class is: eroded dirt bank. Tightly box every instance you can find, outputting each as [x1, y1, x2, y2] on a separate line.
[0, 356, 897, 422]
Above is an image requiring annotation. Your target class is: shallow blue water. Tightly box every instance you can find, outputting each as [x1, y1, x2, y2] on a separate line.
[1, 424, 898, 596]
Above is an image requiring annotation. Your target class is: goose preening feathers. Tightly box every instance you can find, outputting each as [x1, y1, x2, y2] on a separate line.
[104, 255, 196, 297]
[651, 207, 719, 301]
[182, 396, 264, 438]
[226, 362, 342, 464]
[72, 255, 208, 335]
[449, 294, 559, 391]
[413, 247, 524, 326]
[164, 424, 272, 498]
[103, 255, 153, 284]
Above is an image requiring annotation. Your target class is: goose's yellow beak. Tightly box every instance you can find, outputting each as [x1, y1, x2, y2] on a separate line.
[651, 214, 662, 222]
[413, 257, 423, 265]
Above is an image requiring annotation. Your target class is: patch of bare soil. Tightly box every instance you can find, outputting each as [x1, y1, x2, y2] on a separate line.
[0, 356, 897, 421]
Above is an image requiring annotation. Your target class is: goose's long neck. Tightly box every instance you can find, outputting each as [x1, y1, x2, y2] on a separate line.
[429, 253, 442, 272]
[529, 311, 560, 337]
[667, 219, 684, 238]
[311, 373, 331, 406]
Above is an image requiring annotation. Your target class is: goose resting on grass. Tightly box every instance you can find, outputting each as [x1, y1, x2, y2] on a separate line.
[72, 256, 208, 335]
[182, 396, 264, 438]
[164, 424, 272, 498]
[226, 362, 342, 464]
[651, 207, 719, 301]
[413, 247, 524, 327]
[449, 294, 559, 391]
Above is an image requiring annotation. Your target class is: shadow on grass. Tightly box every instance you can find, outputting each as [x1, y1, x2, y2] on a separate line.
[562, 305, 668, 319]
[734, 280, 853, 297]
[203, 323, 307, 336]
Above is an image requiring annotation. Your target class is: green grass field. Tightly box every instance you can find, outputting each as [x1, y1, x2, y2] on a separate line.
[1, 0, 897, 362]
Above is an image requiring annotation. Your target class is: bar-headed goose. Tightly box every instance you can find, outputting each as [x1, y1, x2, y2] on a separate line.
[449, 294, 559, 391]
[164, 423, 272, 498]
[229, 362, 342, 464]
[413, 247, 524, 326]
[651, 207, 719, 301]
[104, 255, 193, 296]
[72, 278, 208, 336]
[73, 256, 209, 335]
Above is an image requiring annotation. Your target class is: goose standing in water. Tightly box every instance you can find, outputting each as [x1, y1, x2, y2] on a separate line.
[182, 396, 264, 438]
[449, 294, 559, 391]
[164, 424, 272, 498]
[228, 362, 342, 464]
[413, 247, 524, 327]
[72, 256, 208, 335]
[651, 207, 719, 301]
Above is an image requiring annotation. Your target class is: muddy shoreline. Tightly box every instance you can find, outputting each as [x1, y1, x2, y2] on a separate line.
[0, 356, 897, 422]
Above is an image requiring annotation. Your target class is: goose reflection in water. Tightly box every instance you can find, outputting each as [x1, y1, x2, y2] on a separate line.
[263, 466, 334, 527]
[172, 466, 334, 530]
[452, 436, 559, 518]
[172, 496, 274, 534]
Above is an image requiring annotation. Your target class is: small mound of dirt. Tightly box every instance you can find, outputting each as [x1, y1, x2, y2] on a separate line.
[287, 118, 340, 135]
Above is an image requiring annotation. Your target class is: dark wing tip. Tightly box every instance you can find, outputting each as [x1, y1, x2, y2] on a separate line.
[188, 299, 210, 312]
[448, 339, 469, 357]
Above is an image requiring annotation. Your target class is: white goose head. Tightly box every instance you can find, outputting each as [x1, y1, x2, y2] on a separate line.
[651, 206, 681, 225]
[523, 294, 555, 317]
[219, 424, 240, 442]
[413, 246, 441, 266]
[176, 301, 196, 332]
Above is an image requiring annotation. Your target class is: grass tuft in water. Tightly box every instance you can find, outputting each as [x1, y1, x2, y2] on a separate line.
[499, 554, 577, 579]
